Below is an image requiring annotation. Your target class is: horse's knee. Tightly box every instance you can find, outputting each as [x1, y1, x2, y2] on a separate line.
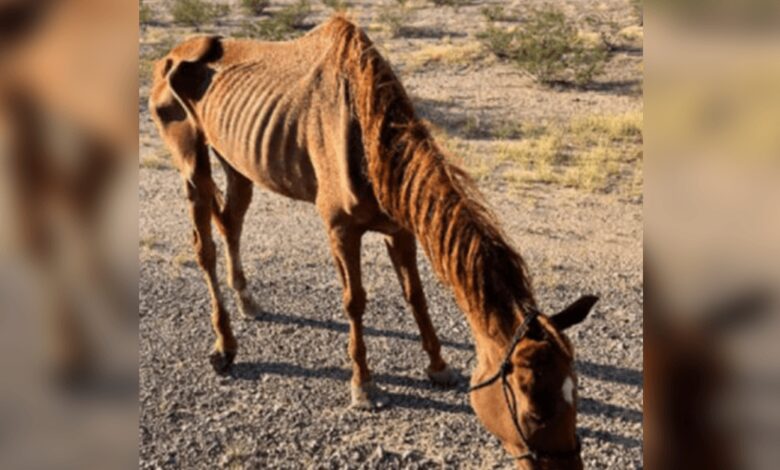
[406, 287, 426, 307]
[343, 288, 366, 319]
[191, 228, 216, 268]
[185, 176, 214, 205]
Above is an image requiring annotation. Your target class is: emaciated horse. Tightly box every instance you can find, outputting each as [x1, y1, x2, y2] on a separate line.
[149, 16, 597, 469]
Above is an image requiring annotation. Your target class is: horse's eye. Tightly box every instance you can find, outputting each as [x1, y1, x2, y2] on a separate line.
[526, 412, 543, 425]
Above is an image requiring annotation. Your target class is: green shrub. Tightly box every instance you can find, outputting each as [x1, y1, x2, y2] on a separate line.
[240, 0, 312, 40]
[277, 0, 311, 29]
[479, 6, 608, 87]
[241, 20, 292, 40]
[140, 1, 154, 25]
[321, 0, 350, 11]
[170, 0, 229, 27]
[429, 0, 466, 8]
[377, 1, 412, 38]
[478, 24, 517, 59]
[241, 0, 270, 15]
[480, 5, 506, 22]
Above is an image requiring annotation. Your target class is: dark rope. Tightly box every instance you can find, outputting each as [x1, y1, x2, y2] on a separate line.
[468, 306, 581, 462]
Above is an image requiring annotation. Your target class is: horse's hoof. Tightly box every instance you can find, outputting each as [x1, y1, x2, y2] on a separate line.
[350, 382, 389, 410]
[209, 349, 236, 375]
[426, 364, 460, 388]
[236, 292, 261, 319]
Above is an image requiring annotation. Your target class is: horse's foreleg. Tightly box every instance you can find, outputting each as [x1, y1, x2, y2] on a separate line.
[326, 224, 387, 409]
[182, 150, 237, 374]
[212, 153, 257, 318]
[385, 230, 458, 387]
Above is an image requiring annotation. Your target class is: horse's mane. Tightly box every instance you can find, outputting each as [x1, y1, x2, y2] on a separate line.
[327, 16, 536, 334]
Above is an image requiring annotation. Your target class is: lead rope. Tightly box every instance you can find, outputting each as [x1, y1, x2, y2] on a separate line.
[466, 308, 583, 462]
[468, 307, 540, 461]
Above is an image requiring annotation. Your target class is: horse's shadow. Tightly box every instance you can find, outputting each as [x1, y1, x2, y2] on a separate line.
[228, 358, 642, 449]
[229, 360, 473, 415]
[244, 309, 642, 388]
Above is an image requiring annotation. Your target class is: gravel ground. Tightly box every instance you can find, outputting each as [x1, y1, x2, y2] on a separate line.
[139, 171, 642, 469]
[140, 1, 642, 468]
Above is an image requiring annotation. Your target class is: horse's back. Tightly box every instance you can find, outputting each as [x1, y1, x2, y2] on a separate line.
[198, 24, 367, 209]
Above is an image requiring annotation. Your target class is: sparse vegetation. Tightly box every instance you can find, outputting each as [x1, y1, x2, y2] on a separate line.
[241, 0, 270, 15]
[240, 0, 312, 40]
[276, 0, 312, 29]
[170, 0, 229, 28]
[486, 112, 642, 192]
[139, 37, 177, 86]
[140, 151, 172, 170]
[377, 0, 412, 38]
[570, 112, 643, 145]
[480, 5, 506, 22]
[321, 0, 350, 12]
[461, 115, 481, 138]
[140, 1, 154, 25]
[479, 6, 609, 87]
[405, 42, 483, 71]
[430, 0, 466, 9]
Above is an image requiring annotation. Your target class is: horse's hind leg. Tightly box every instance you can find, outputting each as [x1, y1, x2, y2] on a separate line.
[212, 152, 257, 318]
[385, 230, 458, 387]
[179, 142, 237, 374]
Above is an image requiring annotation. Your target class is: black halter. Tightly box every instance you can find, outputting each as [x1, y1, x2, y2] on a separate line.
[468, 307, 581, 463]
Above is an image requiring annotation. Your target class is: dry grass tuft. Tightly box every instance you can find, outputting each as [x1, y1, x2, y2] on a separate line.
[405, 42, 483, 71]
[140, 151, 172, 170]
[570, 112, 643, 145]
[466, 111, 643, 193]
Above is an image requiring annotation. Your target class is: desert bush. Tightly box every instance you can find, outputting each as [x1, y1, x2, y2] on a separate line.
[241, 0, 270, 15]
[240, 0, 312, 40]
[170, 0, 229, 27]
[140, 1, 154, 25]
[377, 1, 411, 38]
[277, 0, 312, 29]
[429, 0, 466, 8]
[478, 25, 516, 59]
[321, 0, 350, 12]
[479, 6, 608, 87]
[480, 5, 506, 22]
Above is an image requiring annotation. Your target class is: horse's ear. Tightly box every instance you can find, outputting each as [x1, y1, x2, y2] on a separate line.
[550, 295, 599, 330]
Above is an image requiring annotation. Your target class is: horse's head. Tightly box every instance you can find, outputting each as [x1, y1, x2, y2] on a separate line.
[470, 296, 598, 469]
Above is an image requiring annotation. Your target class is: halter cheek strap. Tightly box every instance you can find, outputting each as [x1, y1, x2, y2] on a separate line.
[468, 307, 581, 463]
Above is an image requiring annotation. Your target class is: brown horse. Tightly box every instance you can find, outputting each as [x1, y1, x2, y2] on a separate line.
[149, 16, 597, 468]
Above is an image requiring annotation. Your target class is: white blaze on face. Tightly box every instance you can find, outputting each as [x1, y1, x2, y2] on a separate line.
[562, 376, 575, 406]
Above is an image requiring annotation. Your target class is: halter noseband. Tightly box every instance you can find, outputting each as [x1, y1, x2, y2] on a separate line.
[468, 307, 581, 463]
